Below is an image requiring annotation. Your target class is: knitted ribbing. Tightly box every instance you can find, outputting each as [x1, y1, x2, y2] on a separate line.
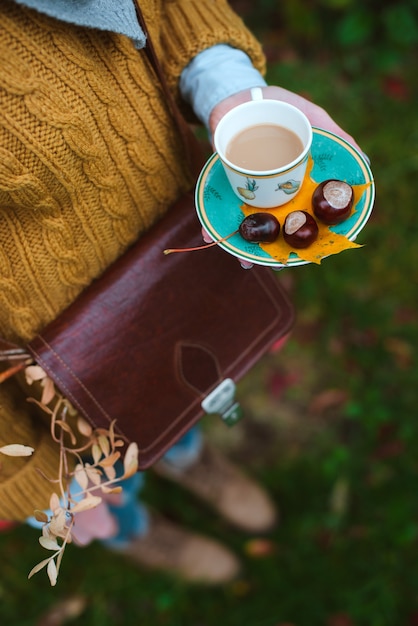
[160, 0, 266, 96]
[0, 379, 63, 519]
[0, 0, 264, 344]
[0, 2, 188, 343]
[0, 0, 265, 520]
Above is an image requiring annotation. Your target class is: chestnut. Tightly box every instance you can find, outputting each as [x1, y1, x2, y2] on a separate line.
[312, 179, 354, 225]
[239, 212, 280, 243]
[283, 210, 318, 249]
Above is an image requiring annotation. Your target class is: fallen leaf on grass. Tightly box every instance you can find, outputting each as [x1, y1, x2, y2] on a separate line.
[327, 613, 355, 626]
[308, 388, 349, 416]
[329, 477, 350, 517]
[384, 336, 414, 369]
[35, 595, 87, 626]
[244, 538, 278, 558]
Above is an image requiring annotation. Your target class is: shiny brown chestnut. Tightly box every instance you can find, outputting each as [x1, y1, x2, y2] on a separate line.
[283, 210, 318, 249]
[239, 212, 280, 243]
[312, 179, 354, 225]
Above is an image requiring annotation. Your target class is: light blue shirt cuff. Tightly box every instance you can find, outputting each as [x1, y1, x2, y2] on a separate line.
[179, 44, 267, 130]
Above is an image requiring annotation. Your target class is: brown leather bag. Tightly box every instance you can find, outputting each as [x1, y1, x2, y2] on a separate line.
[26, 191, 294, 469]
[1, 5, 295, 469]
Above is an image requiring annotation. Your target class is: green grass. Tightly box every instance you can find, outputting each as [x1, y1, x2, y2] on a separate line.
[1, 24, 417, 626]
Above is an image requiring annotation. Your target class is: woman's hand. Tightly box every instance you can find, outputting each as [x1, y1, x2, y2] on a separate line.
[209, 85, 362, 152]
[206, 85, 365, 269]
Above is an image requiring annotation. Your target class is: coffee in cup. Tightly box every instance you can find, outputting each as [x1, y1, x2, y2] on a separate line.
[214, 88, 312, 208]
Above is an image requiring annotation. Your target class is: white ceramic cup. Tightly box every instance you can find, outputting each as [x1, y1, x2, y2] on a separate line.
[213, 87, 312, 208]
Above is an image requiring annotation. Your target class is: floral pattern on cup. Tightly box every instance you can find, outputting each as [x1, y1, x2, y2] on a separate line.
[214, 95, 312, 209]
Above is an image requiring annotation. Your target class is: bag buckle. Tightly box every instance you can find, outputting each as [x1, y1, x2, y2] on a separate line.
[201, 379, 243, 427]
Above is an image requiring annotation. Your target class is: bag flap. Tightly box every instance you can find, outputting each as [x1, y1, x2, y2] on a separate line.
[28, 192, 294, 468]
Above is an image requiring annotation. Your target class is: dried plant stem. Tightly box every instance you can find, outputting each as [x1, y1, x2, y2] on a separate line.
[0, 359, 32, 383]
[163, 229, 238, 255]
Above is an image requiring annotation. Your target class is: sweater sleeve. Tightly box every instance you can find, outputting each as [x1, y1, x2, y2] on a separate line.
[0, 377, 62, 520]
[180, 44, 267, 129]
[158, 0, 266, 99]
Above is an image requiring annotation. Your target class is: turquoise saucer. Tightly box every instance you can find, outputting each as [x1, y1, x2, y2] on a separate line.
[195, 128, 375, 268]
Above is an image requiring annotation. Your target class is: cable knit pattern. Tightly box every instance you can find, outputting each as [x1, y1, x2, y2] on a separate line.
[0, 0, 265, 520]
[0, 379, 63, 519]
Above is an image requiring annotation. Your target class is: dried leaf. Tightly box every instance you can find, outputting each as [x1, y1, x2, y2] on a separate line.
[27, 396, 54, 416]
[0, 443, 34, 457]
[244, 538, 278, 558]
[91, 443, 102, 465]
[48, 510, 68, 538]
[123, 441, 139, 478]
[98, 451, 120, 468]
[34, 509, 49, 523]
[28, 556, 53, 579]
[77, 418, 93, 438]
[41, 376, 56, 405]
[384, 336, 414, 369]
[54, 420, 77, 445]
[73, 466, 89, 491]
[309, 388, 349, 416]
[71, 495, 102, 514]
[107, 420, 117, 446]
[66, 402, 78, 417]
[85, 466, 102, 486]
[39, 536, 61, 551]
[49, 493, 61, 513]
[35, 595, 87, 625]
[329, 477, 350, 517]
[102, 464, 116, 481]
[47, 558, 58, 586]
[25, 365, 48, 384]
[98, 435, 110, 457]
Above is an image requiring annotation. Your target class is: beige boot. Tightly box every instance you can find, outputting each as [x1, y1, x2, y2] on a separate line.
[154, 444, 278, 533]
[116, 514, 240, 585]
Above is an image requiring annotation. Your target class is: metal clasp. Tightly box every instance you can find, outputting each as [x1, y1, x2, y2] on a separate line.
[201, 378, 243, 427]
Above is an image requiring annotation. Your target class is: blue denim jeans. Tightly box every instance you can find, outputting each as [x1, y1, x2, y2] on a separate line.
[26, 426, 203, 546]
[104, 426, 203, 547]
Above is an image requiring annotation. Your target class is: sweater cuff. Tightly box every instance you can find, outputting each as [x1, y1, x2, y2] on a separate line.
[160, 0, 266, 94]
[180, 45, 267, 129]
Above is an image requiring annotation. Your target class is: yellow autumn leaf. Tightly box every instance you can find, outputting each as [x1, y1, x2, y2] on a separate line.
[240, 157, 370, 265]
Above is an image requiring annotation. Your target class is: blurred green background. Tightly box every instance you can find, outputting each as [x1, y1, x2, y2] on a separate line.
[1, 1, 417, 624]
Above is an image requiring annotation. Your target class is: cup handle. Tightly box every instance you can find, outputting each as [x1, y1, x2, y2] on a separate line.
[250, 87, 263, 101]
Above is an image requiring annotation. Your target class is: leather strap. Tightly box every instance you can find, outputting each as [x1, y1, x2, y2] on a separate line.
[132, 0, 206, 176]
[0, 3, 205, 357]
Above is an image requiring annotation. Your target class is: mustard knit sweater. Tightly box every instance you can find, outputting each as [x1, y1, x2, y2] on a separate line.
[0, 0, 265, 520]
